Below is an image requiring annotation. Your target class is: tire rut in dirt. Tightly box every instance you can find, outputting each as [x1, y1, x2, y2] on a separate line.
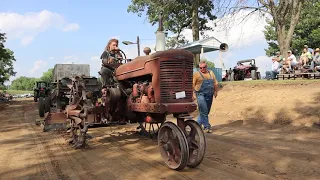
[23, 101, 72, 180]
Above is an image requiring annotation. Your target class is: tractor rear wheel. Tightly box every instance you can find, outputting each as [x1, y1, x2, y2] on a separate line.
[38, 97, 45, 117]
[158, 122, 189, 171]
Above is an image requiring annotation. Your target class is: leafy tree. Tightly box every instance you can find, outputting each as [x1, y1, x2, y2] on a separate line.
[0, 32, 16, 85]
[216, 0, 306, 59]
[201, 57, 215, 68]
[10, 76, 37, 91]
[0, 84, 7, 90]
[40, 68, 53, 83]
[127, 0, 217, 66]
[263, 0, 320, 56]
[9, 68, 53, 91]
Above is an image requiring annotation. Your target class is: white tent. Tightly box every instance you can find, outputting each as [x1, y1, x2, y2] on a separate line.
[177, 37, 223, 55]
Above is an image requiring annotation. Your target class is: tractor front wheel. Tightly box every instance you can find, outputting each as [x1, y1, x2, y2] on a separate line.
[45, 97, 51, 113]
[158, 122, 189, 171]
[38, 97, 45, 117]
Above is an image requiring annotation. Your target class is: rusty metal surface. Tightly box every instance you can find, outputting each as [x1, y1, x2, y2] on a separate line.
[159, 58, 193, 103]
[127, 102, 197, 113]
[53, 64, 90, 82]
[44, 112, 67, 124]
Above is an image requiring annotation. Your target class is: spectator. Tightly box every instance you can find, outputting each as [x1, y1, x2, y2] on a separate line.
[265, 56, 280, 80]
[275, 51, 284, 68]
[283, 50, 297, 72]
[304, 45, 314, 56]
[299, 47, 312, 66]
[310, 48, 320, 72]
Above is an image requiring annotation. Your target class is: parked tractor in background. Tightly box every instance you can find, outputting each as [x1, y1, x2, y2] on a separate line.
[34, 81, 52, 117]
[38, 64, 101, 129]
[230, 59, 261, 81]
[33, 81, 50, 102]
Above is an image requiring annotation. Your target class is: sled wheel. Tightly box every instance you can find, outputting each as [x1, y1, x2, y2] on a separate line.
[158, 122, 189, 171]
[38, 97, 45, 117]
[185, 120, 206, 168]
[44, 97, 51, 113]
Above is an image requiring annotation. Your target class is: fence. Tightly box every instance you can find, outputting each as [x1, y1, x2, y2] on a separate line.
[193, 68, 223, 82]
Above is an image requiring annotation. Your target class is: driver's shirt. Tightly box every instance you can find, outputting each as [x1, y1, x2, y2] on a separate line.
[100, 51, 122, 64]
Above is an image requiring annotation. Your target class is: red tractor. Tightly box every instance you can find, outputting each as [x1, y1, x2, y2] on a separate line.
[42, 48, 220, 171]
[230, 59, 261, 81]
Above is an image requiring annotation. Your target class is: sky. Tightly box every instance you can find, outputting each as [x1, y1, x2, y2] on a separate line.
[0, 0, 273, 85]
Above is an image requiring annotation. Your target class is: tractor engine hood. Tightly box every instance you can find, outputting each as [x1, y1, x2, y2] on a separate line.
[115, 49, 193, 81]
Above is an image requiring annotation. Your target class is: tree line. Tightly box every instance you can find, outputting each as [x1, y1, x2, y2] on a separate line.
[6, 69, 53, 91]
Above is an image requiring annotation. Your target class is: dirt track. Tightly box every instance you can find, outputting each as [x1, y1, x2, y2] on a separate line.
[1, 81, 320, 180]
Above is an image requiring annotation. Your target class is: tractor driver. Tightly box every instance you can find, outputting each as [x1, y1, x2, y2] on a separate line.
[99, 38, 123, 87]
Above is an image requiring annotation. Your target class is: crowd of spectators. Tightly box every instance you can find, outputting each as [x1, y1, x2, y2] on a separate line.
[265, 45, 320, 80]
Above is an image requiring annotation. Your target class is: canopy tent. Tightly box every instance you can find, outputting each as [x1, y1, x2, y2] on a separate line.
[177, 37, 223, 54]
[177, 37, 227, 69]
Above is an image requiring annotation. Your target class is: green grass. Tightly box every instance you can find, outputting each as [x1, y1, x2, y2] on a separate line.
[0, 90, 33, 95]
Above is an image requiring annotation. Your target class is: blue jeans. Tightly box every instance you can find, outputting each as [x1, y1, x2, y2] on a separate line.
[196, 93, 213, 129]
[310, 61, 320, 70]
[265, 70, 278, 80]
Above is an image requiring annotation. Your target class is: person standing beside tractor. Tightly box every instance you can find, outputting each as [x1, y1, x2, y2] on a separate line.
[192, 61, 218, 133]
[99, 38, 123, 87]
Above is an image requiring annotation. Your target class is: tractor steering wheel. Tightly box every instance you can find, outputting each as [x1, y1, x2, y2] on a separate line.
[118, 49, 127, 60]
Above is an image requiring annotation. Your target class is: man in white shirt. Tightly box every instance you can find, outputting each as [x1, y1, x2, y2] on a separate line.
[282, 50, 297, 72]
[265, 56, 280, 80]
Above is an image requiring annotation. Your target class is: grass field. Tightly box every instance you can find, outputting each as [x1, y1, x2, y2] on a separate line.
[0, 90, 33, 95]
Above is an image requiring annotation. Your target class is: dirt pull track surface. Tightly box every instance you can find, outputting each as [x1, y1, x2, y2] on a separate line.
[1, 83, 320, 180]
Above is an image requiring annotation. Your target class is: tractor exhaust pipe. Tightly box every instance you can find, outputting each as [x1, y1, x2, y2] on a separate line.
[155, 12, 165, 52]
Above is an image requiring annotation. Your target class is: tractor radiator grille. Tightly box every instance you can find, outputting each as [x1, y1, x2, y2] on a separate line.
[159, 59, 193, 103]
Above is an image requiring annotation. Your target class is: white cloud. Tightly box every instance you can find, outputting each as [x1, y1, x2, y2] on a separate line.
[20, 36, 34, 46]
[0, 10, 80, 46]
[29, 60, 48, 74]
[62, 23, 80, 32]
[181, 9, 270, 49]
[175, 9, 272, 72]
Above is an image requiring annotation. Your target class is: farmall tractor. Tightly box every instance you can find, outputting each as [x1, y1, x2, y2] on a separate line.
[41, 49, 211, 171]
[230, 59, 261, 81]
[40, 13, 228, 171]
